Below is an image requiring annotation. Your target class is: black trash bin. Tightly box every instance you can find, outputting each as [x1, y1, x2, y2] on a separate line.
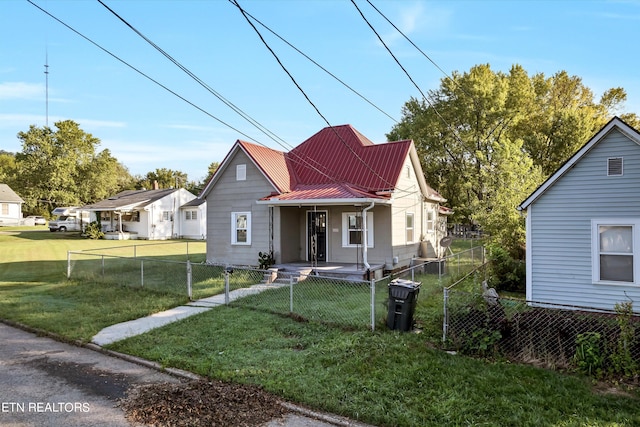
[386, 279, 421, 331]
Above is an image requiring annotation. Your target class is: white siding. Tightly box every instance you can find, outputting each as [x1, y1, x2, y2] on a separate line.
[529, 129, 640, 311]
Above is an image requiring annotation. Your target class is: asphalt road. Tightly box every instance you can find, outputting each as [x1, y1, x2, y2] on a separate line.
[0, 322, 184, 426]
[0, 323, 373, 427]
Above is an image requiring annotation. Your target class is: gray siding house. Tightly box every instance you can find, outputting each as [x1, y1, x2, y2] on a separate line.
[200, 125, 450, 277]
[518, 117, 640, 312]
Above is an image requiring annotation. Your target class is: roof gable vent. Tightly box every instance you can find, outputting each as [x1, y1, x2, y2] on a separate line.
[608, 157, 623, 176]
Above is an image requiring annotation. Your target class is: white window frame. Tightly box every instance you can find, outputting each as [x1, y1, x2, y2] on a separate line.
[342, 212, 374, 248]
[591, 219, 639, 285]
[185, 210, 197, 221]
[231, 211, 251, 245]
[406, 213, 415, 243]
[162, 211, 172, 221]
[426, 207, 435, 233]
[236, 164, 246, 181]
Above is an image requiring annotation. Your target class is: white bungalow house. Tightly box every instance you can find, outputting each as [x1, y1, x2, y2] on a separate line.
[517, 117, 640, 313]
[0, 184, 24, 226]
[199, 125, 451, 278]
[82, 187, 205, 240]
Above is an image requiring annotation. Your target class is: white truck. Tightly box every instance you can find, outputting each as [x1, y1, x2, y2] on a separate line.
[48, 207, 90, 232]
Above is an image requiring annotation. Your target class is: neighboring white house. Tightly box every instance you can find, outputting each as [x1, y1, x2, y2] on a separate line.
[179, 197, 207, 240]
[0, 184, 24, 226]
[82, 187, 205, 240]
[517, 117, 640, 313]
[199, 124, 450, 277]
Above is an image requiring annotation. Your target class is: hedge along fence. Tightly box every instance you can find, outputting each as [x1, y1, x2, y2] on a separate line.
[444, 288, 640, 380]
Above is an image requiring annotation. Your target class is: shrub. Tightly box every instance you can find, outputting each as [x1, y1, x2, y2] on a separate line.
[84, 221, 104, 240]
[573, 332, 604, 377]
[487, 244, 525, 292]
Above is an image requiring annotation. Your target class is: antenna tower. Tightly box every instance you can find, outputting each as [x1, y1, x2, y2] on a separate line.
[45, 48, 49, 127]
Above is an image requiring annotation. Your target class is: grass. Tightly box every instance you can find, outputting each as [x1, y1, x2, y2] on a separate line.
[2, 230, 639, 426]
[108, 306, 640, 427]
[0, 227, 204, 341]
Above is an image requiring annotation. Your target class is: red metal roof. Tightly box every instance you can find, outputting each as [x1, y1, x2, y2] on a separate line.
[238, 140, 295, 193]
[237, 125, 416, 202]
[288, 125, 411, 191]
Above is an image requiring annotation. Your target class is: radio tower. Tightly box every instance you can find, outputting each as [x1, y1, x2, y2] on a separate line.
[44, 48, 49, 127]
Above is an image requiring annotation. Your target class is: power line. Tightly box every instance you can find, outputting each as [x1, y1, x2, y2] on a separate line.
[26, 0, 260, 145]
[350, 0, 470, 151]
[96, 0, 351, 186]
[231, 0, 411, 193]
[364, 0, 476, 106]
[229, 0, 398, 124]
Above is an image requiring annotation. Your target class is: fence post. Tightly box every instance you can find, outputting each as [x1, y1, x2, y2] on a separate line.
[67, 251, 71, 279]
[370, 278, 376, 331]
[289, 274, 294, 313]
[442, 287, 449, 343]
[140, 260, 144, 288]
[224, 269, 230, 305]
[186, 260, 192, 300]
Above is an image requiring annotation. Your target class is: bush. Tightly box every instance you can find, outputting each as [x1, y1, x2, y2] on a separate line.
[84, 221, 104, 240]
[487, 244, 525, 293]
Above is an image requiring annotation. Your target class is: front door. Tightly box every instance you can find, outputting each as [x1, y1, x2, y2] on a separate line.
[307, 211, 327, 263]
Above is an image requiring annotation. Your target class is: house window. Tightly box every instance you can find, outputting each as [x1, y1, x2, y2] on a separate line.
[232, 212, 251, 245]
[592, 220, 637, 284]
[342, 212, 374, 247]
[608, 157, 623, 176]
[185, 210, 197, 220]
[1, 203, 8, 215]
[236, 164, 246, 181]
[426, 209, 435, 232]
[121, 211, 140, 222]
[162, 211, 172, 221]
[406, 213, 415, 243]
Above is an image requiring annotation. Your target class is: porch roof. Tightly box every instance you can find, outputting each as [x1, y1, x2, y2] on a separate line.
[257, 183, 392, 205]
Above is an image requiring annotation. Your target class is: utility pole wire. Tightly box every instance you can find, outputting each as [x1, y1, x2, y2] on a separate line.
[228, 0, 397, 124]
[26, 0, 260, 145]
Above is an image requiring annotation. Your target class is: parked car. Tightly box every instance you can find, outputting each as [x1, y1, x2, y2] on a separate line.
[25, 216, 47, 226]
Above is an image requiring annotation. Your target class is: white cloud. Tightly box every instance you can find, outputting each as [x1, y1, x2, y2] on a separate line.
[0, 82, 44, 100]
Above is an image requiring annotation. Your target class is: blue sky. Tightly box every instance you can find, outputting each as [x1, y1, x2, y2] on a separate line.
[1, 0, 639, 182]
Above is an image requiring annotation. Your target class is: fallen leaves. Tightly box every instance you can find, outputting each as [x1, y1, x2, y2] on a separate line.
[120, 379, 287, 426]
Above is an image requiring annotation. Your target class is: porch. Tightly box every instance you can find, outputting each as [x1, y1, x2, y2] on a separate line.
[272, 261, 385, 281]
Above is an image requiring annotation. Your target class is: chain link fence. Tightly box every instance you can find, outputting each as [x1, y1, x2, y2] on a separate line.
[67, 247, 388, 330]
[219, 266, 387, 330]
[444, 287, 640, 379]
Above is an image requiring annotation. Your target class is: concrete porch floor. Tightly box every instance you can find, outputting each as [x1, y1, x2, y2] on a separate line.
[273, 261, 385, 280]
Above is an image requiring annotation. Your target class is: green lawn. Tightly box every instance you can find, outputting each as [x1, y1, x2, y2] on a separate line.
[0, 227, 204, 341]
[2, 230, 638, 426]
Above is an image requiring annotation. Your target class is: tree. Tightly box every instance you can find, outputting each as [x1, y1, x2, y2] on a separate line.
[136, 168, 188, 190]
[388, 64, 638, 255]
[0, 150, 17, 185]
[13, 120, 133, 213]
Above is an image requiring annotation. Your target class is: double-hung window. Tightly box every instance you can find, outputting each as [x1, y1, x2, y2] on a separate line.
[592, 219, 637, 284]
[342, 212, 374, 247]
[406, 213, 415, 243]
[232, 212, 251, 245]
[185, 210, 197, 221]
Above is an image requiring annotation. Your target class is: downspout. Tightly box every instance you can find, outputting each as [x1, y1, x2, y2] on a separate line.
[361, 201, 375, 270]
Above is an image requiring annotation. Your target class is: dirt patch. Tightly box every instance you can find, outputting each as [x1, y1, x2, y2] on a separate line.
[120, 379, 287, 426]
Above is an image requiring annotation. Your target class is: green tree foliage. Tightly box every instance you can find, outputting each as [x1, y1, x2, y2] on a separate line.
[388, 64, 638, 255]
[13, 120, 134, 213]
[136, 168, 189, 190]
[0, 150, 17, 185]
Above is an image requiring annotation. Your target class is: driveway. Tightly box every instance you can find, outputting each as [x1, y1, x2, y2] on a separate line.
[0, 323, 373, 427]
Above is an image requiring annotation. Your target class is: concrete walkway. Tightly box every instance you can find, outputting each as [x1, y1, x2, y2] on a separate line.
[92, 283, 285, 346]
